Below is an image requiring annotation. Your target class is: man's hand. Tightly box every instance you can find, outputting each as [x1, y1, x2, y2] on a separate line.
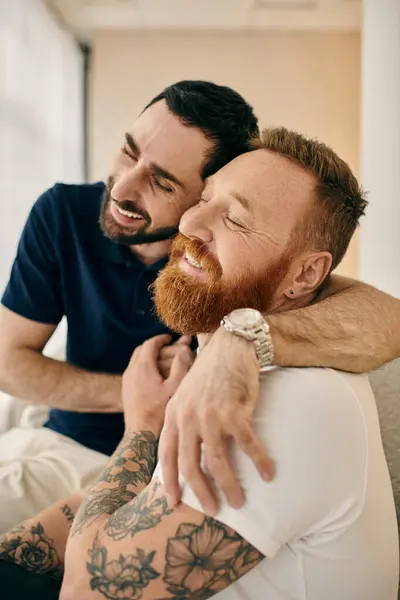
[122, 335, 193, 435]
[157, 335, 194, 378]
[159, 327, 274, 516]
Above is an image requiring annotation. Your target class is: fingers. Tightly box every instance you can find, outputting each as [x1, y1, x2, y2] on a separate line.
[167, 346, 194, 389]
[159, 416, 181, 506]
[175, 335, 192, 346]
[159, 342, 194, 381]
[158, 337, 191, 362]
[202, 428, 245, 509]
[232, 420, 275, 481]
[158, 359, 172, 380]
[179, 431, 219, 516]
[130, 334, 172, 373]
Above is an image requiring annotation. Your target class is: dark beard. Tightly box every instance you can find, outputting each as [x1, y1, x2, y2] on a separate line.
[99, 177, 179, 246]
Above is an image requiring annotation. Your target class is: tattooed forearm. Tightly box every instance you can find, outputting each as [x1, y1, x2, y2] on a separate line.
[61, 504, 75, 522]
[0, 522, 63, 579]
[71, 431, 158, 537]
[105, 480, 172, 541]
[87, 534, 160, 600]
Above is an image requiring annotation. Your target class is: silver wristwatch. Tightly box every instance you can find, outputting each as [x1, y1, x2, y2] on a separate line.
[221, 308, 274, 369]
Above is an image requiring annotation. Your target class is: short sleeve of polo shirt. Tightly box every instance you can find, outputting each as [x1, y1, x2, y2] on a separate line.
[2, 185, 64, 324]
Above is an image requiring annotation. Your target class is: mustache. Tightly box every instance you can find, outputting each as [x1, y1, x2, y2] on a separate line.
[105, 176, 150, 222]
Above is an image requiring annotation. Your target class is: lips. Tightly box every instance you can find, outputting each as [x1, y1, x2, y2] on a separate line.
[115, 205, 144, 219]
[110, 200, 146, 227]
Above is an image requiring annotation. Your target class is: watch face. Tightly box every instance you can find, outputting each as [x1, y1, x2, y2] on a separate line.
[228, 308, 261, 329]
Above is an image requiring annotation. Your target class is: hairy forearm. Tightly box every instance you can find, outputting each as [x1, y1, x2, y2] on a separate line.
[269, 276, 400, 373]
[0, 492, 84, 578]
[0, 348, 122, 412]
[70, 429, 159, 538]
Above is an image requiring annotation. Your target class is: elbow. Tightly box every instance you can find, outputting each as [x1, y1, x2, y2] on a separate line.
[0, 347, 26, 394]
[0, 352, 16, 393]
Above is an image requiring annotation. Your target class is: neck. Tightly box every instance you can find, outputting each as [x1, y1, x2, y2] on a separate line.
[129, 239, 172, 266]
[270, 291, 318, 315]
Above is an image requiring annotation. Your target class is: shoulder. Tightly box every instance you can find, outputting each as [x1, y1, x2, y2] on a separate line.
[32, 182, 105, 221]
[254, 367, 370, 471]
[258, 366, 370, 423]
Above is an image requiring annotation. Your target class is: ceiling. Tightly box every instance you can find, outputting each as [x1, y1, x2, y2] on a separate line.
[46, 0, 362, 40]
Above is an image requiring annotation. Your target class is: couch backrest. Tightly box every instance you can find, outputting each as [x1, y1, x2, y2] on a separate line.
[370, 359, 400, 524]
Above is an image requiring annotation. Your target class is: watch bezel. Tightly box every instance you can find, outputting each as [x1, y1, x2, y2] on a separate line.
[224, 308, 263, 331]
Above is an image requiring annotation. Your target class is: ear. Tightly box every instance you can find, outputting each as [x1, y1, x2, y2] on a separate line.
[283, 252, 332, 299]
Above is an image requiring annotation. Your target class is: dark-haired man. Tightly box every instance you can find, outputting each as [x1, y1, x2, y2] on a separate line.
[0, 80, 259, 531]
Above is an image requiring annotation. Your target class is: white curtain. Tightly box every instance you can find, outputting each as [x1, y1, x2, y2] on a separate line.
[0, 0, 85, 289]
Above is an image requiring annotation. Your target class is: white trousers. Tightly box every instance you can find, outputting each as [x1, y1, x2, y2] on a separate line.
[0, 426, 108, 533]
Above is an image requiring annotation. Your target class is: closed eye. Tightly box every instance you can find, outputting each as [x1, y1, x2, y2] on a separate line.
[153, 175, 175, 194]
[225, 215, 247, 230]
[121, 146, 137, 161]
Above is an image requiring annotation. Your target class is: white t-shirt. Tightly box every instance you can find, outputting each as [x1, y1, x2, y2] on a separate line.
[155, 367, 399, 599]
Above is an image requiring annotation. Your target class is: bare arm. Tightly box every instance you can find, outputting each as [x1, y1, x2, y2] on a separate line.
[62, 479, 263, 600]
[0, 306, 122, 412]
[0, 492, 85, 578]
[269, 275, 400, 372]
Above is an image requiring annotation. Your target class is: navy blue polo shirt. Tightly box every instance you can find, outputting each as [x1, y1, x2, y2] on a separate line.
[1, 182, 175, 456]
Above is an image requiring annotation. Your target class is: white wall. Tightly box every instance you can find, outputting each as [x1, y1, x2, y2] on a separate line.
[0, 0, 85, 290]
[359, 0, 400, 297]
[88, 30, 361, 277]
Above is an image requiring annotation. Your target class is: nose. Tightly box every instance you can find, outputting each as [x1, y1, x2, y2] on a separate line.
[179, 202, 214, 244]
[112, 164, 146, 202]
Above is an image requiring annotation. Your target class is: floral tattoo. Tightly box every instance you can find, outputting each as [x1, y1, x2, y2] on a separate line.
[105, 480, 172, 541]
[86, 516, 264, 599]
[162, 518, 263, 599]
[71, 431, 158, 537]
[0, 522, 63, 579]
[87, 534, 160, 600]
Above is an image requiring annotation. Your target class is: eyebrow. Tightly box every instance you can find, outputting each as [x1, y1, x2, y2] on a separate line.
[232, 191, 251, 211]
[125, 133, 184, 189]
[125, 133, 140, 156]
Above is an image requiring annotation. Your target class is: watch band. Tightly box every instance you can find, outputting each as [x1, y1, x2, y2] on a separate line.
[253, 319, 274, 369]
[221, 312, 274, 369]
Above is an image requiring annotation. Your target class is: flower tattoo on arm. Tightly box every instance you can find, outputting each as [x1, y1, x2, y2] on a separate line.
[0, 522, 63, 579]
[105, 480, 172, 542]
[86, 515, 264, 599]
[71, 431, 159, 537]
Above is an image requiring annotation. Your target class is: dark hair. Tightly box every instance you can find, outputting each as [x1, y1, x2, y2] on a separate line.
[253, 127, 368, 272]
[145, 80, 259, 179]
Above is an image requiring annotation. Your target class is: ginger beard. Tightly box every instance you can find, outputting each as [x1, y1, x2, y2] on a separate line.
[153, 234, 294, 335]
[100, 176, 179, 246]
